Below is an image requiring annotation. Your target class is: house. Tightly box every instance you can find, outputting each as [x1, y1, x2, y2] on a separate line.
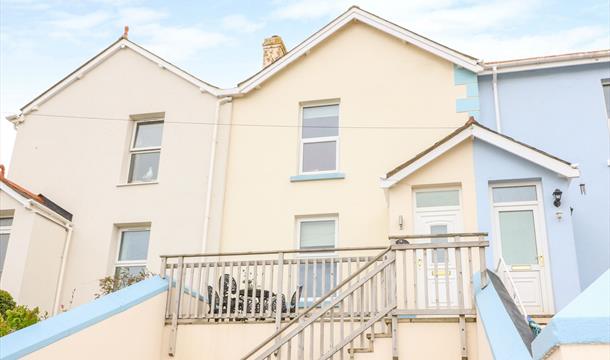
[2, 33, 233, 313]
[477, 53, 610, 288]
[0, 165, 72, 314]
[0, 6, 608, 360]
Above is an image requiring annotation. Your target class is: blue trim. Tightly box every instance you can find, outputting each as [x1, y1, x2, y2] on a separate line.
[290, 172, 345, 182]
[474, 272, 532, 360]
[532, 270, 610, 360]
[454, 65, 480, 115]
[456, 98, 480, 112]
[0, 276, 168, 360]
[454, 66, 478, 85]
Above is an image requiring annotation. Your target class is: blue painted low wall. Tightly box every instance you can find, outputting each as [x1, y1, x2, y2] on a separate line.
[474, 272, 533, 360]
[0, 276, 168, 360]
[532, 270, 610, 359]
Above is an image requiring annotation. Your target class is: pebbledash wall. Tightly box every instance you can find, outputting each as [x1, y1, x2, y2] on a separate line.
[478, 63, 610, 288]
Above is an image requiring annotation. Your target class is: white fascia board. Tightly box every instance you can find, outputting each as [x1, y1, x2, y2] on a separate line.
[238, 8, 481, 94]
[350, 9, 482, 73]
[0, 183, 31, 207]
[380, 128, 473, 188]
[480, 56, 610, 75]
[21, 40, 222, 114]
[472, 126, 580, 178]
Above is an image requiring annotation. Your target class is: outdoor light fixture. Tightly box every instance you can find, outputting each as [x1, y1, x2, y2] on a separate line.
[552, 188, 563, 207]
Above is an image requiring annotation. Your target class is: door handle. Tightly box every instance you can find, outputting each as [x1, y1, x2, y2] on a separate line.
[417, 258, 422, 269]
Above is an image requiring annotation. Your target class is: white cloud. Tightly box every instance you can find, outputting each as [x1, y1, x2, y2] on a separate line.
[139, 24, 230, 61]
[269, 0, 608, 60]
[222, 14, 265, 33]
[117, 7, 168, 26]
[48, 10, 112, 31]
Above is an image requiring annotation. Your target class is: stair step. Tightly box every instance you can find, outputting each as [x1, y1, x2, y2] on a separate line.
[366, 333, 392, 339]
[347, 347, 373, 354]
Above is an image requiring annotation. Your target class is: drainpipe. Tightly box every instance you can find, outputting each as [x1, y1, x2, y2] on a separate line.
[53, 224, 73, 315]
[201, 96, 233, 252]
[492, 66, 502, 132]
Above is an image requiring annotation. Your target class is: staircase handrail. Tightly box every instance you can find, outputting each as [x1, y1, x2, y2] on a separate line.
[241, 246, 393, 359]
[496, 257, 528, 320]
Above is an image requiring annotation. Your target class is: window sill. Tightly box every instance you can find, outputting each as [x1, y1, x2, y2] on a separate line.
[116, 181, 159, 188]
[290, 172, 345, 182]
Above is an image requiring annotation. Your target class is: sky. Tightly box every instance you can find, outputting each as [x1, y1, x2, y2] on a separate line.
[1, 0, 609, 166]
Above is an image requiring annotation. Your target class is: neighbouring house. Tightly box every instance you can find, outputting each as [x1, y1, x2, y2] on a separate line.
[0, 165, 72, 314]
[477, 54, 610, 289]
[1, 6, 608, 360]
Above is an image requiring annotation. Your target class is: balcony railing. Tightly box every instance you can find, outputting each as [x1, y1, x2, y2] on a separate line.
[160, 233, 489, 356]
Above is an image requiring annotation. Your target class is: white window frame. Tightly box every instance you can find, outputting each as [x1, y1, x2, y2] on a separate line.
[413, 187, 462, 214]
[299, 104, 340, 175]
[296, 215, 338, 257]
[0, 217, 13, 278]
[114, 227, 150, 276]
[128, 118, 163, 183]
[490, 182, 539, 207]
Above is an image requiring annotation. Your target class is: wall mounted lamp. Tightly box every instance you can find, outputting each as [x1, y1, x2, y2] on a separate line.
[552, 188, 563, 207]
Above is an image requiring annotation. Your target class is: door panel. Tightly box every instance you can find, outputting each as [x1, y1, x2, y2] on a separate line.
[413, 207, 463, 308]
[492, 184, 552, 314]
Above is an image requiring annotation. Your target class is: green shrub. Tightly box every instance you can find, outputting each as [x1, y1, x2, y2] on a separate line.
[0, 290, 16, 317]
[0, 305, 41, 337]
[94, 269, 150, 299]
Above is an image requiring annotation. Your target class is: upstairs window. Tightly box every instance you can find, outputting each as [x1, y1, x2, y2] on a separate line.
[300, 104, 339, 174]
[128, 120, 163, 183]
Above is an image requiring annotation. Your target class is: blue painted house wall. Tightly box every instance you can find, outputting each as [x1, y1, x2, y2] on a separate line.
[477, 63, 610, 288]
[473, 140, 581, 310]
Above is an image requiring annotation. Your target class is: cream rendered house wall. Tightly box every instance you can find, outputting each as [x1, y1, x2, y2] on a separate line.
[7, 47, 226, 308]
[387, 139, 478, 236]
[0, 192, 67, 313]
[161, 321, 491, 360]
[23, 292, 166, 360]
[220, 22, 469, 252]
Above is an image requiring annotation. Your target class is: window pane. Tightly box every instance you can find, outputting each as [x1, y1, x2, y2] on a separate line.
[300, 220, 335, 249]
[499, 210, 538, 265]
[118, 230, 150, 261]
[298, 261, 337, 300]
[603, 83, 610, 117]
[0, 218, 13, 227]
[128, 152, 160, 182]
[492, 186, 537, 203]
[302, 141, 336, 172]
[302, 105, 339, 138]
[416, 190, 459, 208]
[134, 121, 163, 148]
[430, 225, 448, 263]
[0, 233, 9, 273]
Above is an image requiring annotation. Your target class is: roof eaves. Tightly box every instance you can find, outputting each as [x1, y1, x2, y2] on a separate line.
[237, 7, 482, 94]
[19, 38, 224, 115]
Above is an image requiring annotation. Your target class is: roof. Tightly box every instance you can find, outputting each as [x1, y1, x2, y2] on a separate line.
[381, 117, 579, 188]
[18, 37, 225, 115]
[236, 6, 482, 94]
[0, 165, 72, 221]
[480, 49, 610, 75]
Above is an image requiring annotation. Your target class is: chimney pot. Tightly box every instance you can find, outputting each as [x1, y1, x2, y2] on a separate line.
[262, 35, 287, 67]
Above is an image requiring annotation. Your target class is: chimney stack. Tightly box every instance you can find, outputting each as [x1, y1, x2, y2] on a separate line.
[262, 35, 287, 67]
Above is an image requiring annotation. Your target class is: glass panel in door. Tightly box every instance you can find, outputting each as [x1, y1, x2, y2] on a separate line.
[498, 210, 538, 265]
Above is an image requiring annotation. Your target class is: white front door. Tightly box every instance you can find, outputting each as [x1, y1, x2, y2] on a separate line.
[413, 188, 463, 308]
[491, 183, 553, 314]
